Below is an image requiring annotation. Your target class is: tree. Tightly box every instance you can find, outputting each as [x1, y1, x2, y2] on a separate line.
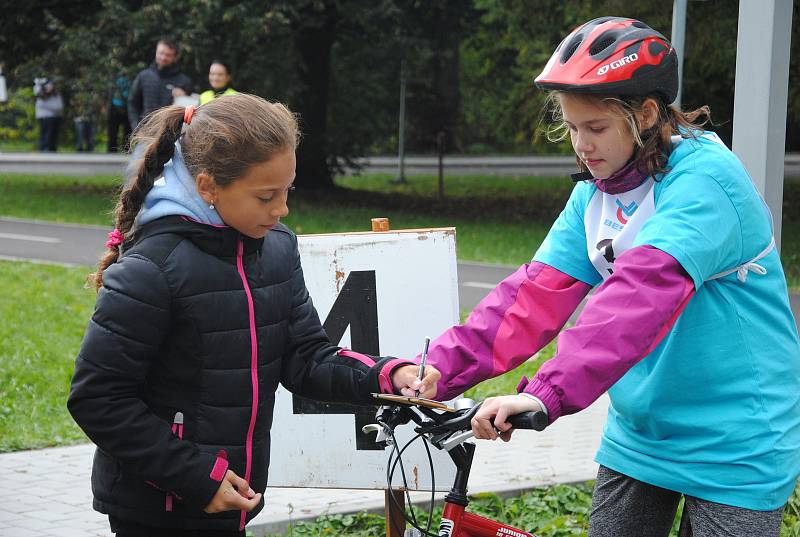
[5, 0, 799, 166]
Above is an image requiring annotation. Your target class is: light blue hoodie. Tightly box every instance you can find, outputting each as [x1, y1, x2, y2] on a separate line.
[136, 141, 225, 227]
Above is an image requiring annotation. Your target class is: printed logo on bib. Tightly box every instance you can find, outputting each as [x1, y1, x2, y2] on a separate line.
[615, 199, 638, 224]
[603, 198, 639, 231]
[585, 179, 656, 280]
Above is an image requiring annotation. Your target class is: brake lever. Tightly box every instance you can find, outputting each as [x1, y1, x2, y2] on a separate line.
[362, 423, 390, 444]
[426, 425, 477, 451]
[422, 402, 483, 435]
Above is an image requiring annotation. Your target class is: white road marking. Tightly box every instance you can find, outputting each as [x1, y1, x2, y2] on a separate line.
[462, 281, 496, 289]
[0, 232, 61, 243]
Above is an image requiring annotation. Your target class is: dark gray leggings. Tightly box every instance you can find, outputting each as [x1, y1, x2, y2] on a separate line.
[588, 466, 785, 537]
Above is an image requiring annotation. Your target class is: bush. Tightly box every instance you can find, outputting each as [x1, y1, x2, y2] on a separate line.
[0, 87, 38, 145]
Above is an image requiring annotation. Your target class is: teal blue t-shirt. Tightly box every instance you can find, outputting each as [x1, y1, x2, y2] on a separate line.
[534, 134, 800, 510]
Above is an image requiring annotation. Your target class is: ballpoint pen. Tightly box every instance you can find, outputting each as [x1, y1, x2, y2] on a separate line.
[415, 337, 430, 397]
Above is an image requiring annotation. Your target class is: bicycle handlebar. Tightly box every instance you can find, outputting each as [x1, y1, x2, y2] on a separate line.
[369, 395, 548, 450]
[423, 402, 547, 434]
[507, 410, 548, 431]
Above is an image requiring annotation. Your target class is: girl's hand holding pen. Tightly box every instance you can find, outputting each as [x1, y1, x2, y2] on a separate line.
[391, 364, 440, 399]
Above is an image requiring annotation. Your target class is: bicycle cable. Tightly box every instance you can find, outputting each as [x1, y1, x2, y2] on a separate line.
[385, 424, 440, 537]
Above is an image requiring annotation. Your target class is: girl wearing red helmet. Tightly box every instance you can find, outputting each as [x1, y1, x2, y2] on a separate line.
[409, 16, 800, 536]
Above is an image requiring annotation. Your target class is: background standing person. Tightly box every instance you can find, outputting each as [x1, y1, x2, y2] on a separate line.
[107, 73, 131, 152]
[67, 94, 437, 536]
[127, 39, 193, 128]
[411, 16, 800, 537]
[71, 85, 99, 152]
[199, 61, 237, 105]
[33, 76, 63, 151]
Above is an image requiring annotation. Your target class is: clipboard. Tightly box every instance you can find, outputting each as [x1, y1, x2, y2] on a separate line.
[372, 393, 457, 412]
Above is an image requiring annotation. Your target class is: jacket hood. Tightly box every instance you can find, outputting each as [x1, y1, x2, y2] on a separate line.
[136, 141, 225, 228]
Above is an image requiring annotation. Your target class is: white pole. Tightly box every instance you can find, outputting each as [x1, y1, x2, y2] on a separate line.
[0, 64, 7, 104]
[731, 0, 793, 249]
[397, 59, 407, 183]
[670, 0, 688, 108]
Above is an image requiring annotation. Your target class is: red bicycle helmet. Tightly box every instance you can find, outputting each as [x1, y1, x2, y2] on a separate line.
[535, 16, 678, 102]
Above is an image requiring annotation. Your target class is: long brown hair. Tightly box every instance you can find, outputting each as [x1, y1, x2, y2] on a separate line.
[544, 92, 711, 178]
[90, 93, 299, 289]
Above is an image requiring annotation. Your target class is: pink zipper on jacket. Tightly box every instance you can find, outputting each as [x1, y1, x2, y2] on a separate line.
[236, 238, 260, 531]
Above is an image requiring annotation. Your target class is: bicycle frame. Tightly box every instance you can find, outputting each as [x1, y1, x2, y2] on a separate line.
[439, 503, 534, 537]
[437, 439, 536, 537]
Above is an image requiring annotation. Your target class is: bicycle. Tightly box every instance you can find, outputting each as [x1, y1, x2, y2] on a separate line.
[364, 394, 548, 537]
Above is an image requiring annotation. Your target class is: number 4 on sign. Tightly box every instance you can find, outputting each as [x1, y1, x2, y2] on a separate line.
[291, 270, 383, 450]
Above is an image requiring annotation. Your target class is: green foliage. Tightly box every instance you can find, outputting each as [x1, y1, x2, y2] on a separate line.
[266, 512, 387, 536]
[265, 483, 800, 536]
[784, 482, 800, 537]
[5, 0, 800, 162]
[0, 87, 38, 145]
[267, 484, 595, 537]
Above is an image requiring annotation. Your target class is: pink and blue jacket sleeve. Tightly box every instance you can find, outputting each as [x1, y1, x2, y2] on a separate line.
[427, 245, 694, 424]
[424, 260, 592, 401]
[520, 245, 694, 422]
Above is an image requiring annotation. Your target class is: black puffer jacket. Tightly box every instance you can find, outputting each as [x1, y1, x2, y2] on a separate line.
[127, 62, 193, 127]
[68, 216, 397, 531]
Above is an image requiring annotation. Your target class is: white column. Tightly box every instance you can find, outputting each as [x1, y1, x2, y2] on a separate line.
[670, 0, 688, 107]
[731, 0, 793, 249]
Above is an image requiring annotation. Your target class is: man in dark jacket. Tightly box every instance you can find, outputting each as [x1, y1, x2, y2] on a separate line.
[128, 39, 193, 128]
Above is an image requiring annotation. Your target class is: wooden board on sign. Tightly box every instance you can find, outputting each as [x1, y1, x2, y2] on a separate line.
[268, 228, 459, 490]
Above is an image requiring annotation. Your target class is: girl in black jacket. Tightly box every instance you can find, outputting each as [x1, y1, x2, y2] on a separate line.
[68, 93, 439, 536]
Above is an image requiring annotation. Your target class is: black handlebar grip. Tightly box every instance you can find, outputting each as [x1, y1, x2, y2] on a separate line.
[507, 411, 548, 431]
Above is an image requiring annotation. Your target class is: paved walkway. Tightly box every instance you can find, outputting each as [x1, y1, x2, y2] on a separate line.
[0, 396, 609, 536]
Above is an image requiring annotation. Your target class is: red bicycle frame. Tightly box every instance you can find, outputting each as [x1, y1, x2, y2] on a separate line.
[439, 502, 535, 537]
[431, 436, 538, 537]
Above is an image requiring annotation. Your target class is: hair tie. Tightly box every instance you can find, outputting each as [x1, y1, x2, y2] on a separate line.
[183, 105, 197, 125]
[106, 229, 125, 249]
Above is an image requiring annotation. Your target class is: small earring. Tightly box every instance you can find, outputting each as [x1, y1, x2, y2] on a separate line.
[209, 202, 215, 210]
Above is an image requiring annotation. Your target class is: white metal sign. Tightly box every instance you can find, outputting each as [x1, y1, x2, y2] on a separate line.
[268, 228, 460, 490]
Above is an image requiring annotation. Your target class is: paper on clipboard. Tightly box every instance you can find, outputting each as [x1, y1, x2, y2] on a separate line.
[372, 393, 456, 412]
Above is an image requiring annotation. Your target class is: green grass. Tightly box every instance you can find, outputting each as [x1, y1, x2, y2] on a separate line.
[284, 195, 548, 266]
[0, 260, 95, 451]
[0, 141, 111, 153]
[0, 174, 118, 225]
[337, 172, 574, 200]
[464, 341, 557, 402]
[2, 171, 799, 277]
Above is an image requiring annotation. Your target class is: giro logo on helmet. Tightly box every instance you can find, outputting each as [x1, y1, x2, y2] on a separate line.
[597, 53, 640, 76]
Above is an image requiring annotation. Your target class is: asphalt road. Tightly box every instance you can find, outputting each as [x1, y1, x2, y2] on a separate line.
[3, 152, 800, 178]
[0, 217, 514, 311]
